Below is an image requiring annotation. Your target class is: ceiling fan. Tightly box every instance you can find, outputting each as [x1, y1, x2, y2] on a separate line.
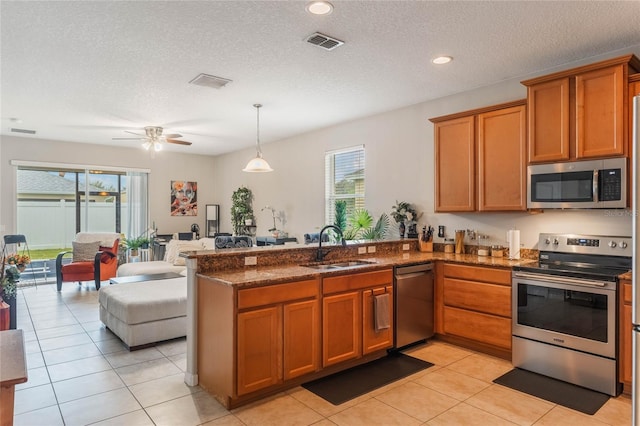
[113, 126, 193, 151]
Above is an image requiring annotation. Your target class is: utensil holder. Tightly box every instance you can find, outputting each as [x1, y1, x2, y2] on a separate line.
[419, 240, 433, 252]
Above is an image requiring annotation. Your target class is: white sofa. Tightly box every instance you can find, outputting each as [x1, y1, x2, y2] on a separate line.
[116, 238, 214, 277]
[103, 238, 217, 349]
[99, 277, 187, 349]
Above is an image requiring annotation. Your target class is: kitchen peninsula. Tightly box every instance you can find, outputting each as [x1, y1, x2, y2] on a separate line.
[183, 239, 535, 409]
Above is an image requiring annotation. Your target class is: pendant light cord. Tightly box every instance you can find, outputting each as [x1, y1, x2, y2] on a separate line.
[254, 103, 262, 157]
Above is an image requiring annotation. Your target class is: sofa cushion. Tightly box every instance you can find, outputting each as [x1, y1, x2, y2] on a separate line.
[116, 261, 184, 277]
[165, 239, 204, 265]
[99, 277, 186, 325]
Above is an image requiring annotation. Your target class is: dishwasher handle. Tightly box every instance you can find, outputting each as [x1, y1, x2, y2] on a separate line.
[395, 263, 433, 275]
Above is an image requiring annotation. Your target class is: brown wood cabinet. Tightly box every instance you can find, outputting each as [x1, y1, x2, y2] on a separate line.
[236, 279, 320, 395]
[523, 55, 640, 163]
[433, 115, 475, 211]
[431, 101, 527, 212]
[619, 278, 632, 391]
[322, 269, 394, 367]
[438, 263, 512, 354]
[197, 276, 321, 406]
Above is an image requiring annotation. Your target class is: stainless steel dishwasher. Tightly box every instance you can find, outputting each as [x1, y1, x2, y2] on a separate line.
[394, 263, 434, 349]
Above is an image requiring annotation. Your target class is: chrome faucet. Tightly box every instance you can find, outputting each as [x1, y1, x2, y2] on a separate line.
[316, 225, 347, 262]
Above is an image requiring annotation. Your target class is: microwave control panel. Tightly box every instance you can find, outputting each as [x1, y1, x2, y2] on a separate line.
[599, 168, 622, 201]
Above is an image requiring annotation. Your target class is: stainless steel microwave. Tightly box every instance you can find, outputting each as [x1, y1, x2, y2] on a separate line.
[527, 158, 627, 209]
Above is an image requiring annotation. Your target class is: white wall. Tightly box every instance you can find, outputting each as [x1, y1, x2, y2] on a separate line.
[211, 49, 639, 249]
[0, 136, 219, 238]
[2, 46, 638, 249]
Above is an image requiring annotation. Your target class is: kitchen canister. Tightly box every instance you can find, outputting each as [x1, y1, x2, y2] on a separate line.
[454, 230, 465, 254]
[491, 245, 504, 257]
[444, 239, 455, 253]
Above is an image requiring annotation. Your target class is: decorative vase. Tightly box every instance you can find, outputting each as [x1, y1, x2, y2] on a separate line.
[399, 221, 406, 238]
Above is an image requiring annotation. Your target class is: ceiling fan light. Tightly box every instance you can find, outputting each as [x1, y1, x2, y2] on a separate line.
[243, 154, 273, 173]
[153, 141, 162, 152]
[142, 140, 152, 150]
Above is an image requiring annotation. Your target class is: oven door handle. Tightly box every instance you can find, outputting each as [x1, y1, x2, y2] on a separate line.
[513, 272, 608, 288]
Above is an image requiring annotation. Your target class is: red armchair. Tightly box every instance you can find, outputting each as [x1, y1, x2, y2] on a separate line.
[56, 233, 120, 291]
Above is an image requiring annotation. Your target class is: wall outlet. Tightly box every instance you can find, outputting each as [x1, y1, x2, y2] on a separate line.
[402, 243, 410, 251]
[358, 246, 367, 254]
[367, 246, 376, 253]
[244, 256, 257, 266]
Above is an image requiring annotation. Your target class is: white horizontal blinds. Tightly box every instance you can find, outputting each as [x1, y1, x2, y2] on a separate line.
[325, 145, 365, 225]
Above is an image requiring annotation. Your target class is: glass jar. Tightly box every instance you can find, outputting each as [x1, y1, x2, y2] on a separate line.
[444, 238, 455, 253]
[491, 245, 504, 258]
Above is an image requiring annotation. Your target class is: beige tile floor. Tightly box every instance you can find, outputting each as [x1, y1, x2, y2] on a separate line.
[10, 283, 632, 425]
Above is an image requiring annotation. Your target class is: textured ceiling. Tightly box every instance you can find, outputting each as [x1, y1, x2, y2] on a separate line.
[2, 1, 640, 155]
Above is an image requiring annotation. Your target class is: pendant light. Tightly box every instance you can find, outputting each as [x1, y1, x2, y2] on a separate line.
[243, 103, 273, 172]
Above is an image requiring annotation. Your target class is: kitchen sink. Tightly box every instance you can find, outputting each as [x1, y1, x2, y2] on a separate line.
[301, 259, 377, 270]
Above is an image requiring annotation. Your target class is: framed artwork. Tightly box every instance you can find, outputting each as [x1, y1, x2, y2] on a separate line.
[171, 180, 198, 216]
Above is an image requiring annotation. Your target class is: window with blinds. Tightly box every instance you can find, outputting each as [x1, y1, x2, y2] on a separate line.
[325, 145, 365, 225]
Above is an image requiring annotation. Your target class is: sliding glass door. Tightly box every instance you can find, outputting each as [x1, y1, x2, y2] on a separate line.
[16, 166, 146, 250]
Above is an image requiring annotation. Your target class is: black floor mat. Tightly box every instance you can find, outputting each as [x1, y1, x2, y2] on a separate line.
[493, 368, 610, 415]
[302, 353, 433, 405]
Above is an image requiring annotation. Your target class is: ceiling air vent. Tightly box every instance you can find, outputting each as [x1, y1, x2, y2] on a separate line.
[188, 73, 232, 89]
[10, 128, 36, 135]
[306, 32, 344, 51]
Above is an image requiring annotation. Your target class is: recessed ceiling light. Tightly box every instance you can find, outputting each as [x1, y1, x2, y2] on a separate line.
[432, 56, 453, 65]
[306, 1, 333, 15]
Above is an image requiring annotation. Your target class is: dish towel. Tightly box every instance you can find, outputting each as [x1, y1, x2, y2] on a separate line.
[374, 293, 390, 332]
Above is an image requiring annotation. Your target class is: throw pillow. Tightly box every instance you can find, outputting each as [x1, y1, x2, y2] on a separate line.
[72, 241, 101, 262]
[173, 241, 204, 266]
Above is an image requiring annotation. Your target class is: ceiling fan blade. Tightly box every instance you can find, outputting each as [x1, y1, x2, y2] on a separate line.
[166, 139, 192, 146]
[125, 130, 145, 136]
[164, 133, 182, 138]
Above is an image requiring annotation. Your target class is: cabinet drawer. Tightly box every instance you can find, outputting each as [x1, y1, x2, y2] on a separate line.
[444, 306, 511, 349]
[623, 281, 632, 304]
[238, 279, 318, 309]
[443, 263, 511, 285]
[323, 269, 393, 295]
[444, 278, 511, 317]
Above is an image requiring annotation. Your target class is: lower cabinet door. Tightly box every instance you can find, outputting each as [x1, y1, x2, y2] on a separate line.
[237, 306, 282, 395]
[362, 286, 394, 355]
[284, 299, 320, 380]
[323, 291, 361, 367]
[443, 306, 511, 349]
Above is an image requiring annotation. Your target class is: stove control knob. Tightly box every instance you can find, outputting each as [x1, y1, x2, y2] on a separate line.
[544, 238, 551, 245]
[552, 238, 559, 246]
[608, 241, 617, 248]
[619, 241, 628, 249]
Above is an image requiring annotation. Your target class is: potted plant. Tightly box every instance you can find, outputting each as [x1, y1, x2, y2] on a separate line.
[391, 201, 422, 238]
[123, 236, 150, 257]
[231, 186, 254, 236]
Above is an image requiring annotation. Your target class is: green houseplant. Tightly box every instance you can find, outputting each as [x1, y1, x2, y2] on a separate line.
[123, 236, 150, 256]
[231, 186, 254, 235]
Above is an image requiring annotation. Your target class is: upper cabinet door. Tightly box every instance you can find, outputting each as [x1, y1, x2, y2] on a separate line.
[527, 78, 570, 163]
[434, 116, 475, 212]
[576, 64, 625, 159]
[477, 105, 527, 211]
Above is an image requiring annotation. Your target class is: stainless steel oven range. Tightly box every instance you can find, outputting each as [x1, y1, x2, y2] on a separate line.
[512, 233, 632, 396]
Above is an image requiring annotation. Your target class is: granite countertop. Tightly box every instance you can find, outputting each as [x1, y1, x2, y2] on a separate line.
[198, 251, 537, 288]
